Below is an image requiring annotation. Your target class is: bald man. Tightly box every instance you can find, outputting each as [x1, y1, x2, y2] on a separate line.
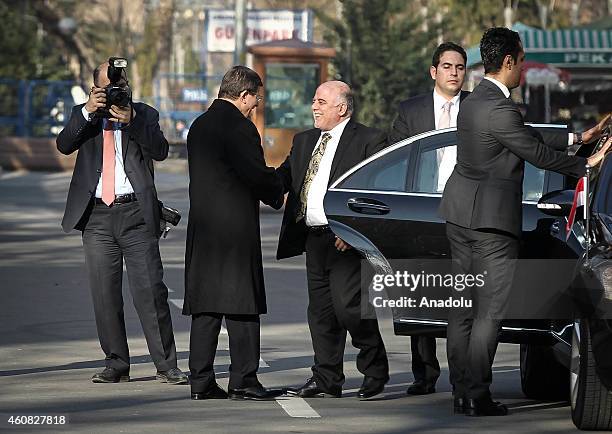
[276, 81, 390, 399]
[57, 60, 187, 385]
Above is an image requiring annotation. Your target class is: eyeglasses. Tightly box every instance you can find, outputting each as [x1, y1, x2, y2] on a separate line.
[246, 91, 264, 103]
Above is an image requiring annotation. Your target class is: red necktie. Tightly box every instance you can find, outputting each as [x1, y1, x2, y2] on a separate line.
[101, 125, 115, 206]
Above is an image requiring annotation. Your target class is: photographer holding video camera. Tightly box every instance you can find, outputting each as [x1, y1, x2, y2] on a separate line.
[57, 58, 188, 385]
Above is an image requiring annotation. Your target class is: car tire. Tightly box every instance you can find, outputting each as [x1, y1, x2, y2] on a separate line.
[571, 319, 612, 430]
[520, 343, 569, 401]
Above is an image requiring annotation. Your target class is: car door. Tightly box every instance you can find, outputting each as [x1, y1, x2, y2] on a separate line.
[324, 126, 578, 262]
[323, 130, 454, 264]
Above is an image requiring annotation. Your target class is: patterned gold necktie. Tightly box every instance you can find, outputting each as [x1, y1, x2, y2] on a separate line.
[296, 132, 332, 222]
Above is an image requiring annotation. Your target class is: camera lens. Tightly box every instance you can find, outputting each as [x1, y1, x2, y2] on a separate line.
[107, 86, 131, 107]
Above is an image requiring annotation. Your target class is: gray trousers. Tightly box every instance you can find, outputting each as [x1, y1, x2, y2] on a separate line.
[82, 201, 177, 373]
[445, 222, 519, 400]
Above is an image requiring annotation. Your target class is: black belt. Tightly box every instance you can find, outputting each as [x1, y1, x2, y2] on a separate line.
[95, 193, 137, 205]
[308, 225, 331, 234]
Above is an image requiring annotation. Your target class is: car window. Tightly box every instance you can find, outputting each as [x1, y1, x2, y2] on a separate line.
[335, 144, 411, 192]
[523, 163, 546, 201]
[334, 128, 548, 201]
[413, 146, 545, 201]
[414, 145, 456, 194]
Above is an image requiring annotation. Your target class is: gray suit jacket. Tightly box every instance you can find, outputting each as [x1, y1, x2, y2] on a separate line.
[439, 79, 586, 237]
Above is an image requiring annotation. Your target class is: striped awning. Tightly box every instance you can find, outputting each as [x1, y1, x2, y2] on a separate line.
[517, 24, 612, 51]
[467, 22, 612, 68]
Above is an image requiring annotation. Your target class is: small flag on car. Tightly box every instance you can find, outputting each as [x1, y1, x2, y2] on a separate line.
[566, 176, 587, 241]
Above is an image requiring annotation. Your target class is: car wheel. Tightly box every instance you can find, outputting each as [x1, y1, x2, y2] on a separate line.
[520, 343, 569, 401]
[571, 319, 612, 430]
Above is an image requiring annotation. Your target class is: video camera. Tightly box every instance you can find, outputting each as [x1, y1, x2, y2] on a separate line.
[96, 57, 132, 118]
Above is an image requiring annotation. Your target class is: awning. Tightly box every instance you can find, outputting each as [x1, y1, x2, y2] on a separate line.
[467, 22, 612, 68]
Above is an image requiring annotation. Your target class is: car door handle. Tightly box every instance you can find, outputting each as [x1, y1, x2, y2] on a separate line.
[347, 198, 390, 215]
[551, 221, 560, 235]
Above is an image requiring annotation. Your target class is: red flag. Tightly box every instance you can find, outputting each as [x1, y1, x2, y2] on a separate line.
[566, 177, 586, 241]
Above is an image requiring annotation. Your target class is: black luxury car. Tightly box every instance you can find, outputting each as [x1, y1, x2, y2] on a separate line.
[323, 125, 612, 430]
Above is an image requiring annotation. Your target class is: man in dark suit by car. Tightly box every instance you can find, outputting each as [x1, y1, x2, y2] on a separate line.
[277, 81, 390, 399]
[389, 42, 469, 396]
[57, 60, 187, 385]
[183, 66, 284, 401]
[439, 27, 611, 417]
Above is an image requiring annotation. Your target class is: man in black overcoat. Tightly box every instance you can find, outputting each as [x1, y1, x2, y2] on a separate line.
[277, 81, 390, 400]
[184, 66, 284, 401]
[57, 60, 187, 385]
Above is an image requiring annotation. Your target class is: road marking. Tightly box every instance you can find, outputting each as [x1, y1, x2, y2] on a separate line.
[493, 368, 520, 373]
[167, 296, 310, 417]
[275, 397, 321, 418]
[0, 170, 27, 180]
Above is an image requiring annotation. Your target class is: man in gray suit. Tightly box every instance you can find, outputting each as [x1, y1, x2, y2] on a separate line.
[439, 27, 611, 416]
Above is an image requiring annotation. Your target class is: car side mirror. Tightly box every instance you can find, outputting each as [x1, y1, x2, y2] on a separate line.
[537, 189, 575, 216]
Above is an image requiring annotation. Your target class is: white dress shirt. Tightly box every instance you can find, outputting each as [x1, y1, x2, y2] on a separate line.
[433, 90, 461, 192]
[433, 89, 460, 129]
[305, 117, 351, 226]
[483, 76, 573, 146]
[81, 106, 134, 197]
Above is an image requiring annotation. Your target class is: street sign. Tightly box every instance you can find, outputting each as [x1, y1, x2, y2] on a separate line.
[205, 9, 312, 53]
[182, 88, 208, 103]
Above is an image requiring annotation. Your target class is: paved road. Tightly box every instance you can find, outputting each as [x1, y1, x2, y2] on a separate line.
[0, 169, 579, 433]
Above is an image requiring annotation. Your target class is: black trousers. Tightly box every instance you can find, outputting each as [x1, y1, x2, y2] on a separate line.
[82, 201, 177, 374]
[445, 222, 519, 400]
[305, 230, 389, 394]
[189, 313, 260, 393]
[410, 336, 440, 386]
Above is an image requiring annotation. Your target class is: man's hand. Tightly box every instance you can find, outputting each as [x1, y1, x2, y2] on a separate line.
[582, 113, 611, 144]
[587, 136, 612, 167]
[84, 87, 106, 114]
[335, 237, 352, 252]
[109, 104, 134, 124]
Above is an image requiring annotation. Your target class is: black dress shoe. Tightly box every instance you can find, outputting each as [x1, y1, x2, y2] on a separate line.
[191, 383, 228, 400]
[465, 398, 508, 416]
[453, 396, 466, 414]
[406, 381, 436, 395]
[286, 377, 341, 398]
[357, 376, 387, 399]
[228, 384, 285, 401]
[91, 367, 130, 383]
[156, 367, 189, 385]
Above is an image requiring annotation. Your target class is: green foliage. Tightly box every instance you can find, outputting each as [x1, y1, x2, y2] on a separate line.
[315, 0, 439, 130]
[183, 35, 203, 75]
[0, 1, 71, 80]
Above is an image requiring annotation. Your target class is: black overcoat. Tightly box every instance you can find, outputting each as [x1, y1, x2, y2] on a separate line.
[183, 99, 282, 315]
